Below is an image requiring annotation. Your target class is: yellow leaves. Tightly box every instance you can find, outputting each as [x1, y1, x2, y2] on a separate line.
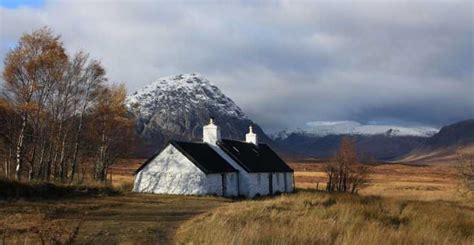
[3, 26, 68, 109]
[94, 83, 129, 116]
[1, 27, 136, 182]
[0, 98, 15, 115]
[17, 103, 40, 113]
[89, 82, 134, 140]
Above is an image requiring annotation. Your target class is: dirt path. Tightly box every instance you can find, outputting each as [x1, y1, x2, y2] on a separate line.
[0, 193, 231, 244]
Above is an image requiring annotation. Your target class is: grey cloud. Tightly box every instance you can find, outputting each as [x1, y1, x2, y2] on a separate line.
[0, 0, 472, 132]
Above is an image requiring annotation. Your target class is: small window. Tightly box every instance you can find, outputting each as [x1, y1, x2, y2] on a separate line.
[276, 174, 280, 185]
[257, 173, 261, 185]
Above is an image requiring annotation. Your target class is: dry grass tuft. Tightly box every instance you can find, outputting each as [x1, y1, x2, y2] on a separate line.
[176, 190, 474, 245]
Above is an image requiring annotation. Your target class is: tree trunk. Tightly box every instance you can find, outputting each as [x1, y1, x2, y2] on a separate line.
[4, 147, 10, 178]
[70, 113, 85, 182]
[37, 140, 46, 180]
[15, 114, 27, 180]
[45, 142, 54, 181]
[28, 140, 38, 181]
[70, 83, 92, 182]
[96, 121, 108, 182]
[50, 110, 64, 181]
[59, 131, 69, 182]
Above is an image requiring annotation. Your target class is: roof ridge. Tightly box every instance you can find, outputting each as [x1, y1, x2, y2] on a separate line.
[135, 140, 238, 175]
[218, 140, 293, 173]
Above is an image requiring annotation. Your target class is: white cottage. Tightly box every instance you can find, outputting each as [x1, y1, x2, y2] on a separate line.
[133, 119, 294, 198]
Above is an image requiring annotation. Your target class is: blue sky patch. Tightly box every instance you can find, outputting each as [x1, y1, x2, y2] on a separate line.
[0, 0, 44, 8]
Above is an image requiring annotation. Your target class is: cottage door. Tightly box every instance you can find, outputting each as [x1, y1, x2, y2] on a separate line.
[221, 174, 227, 196]
[269, 173, 273, 194]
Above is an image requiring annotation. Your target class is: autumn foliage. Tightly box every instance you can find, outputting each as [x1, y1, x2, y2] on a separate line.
[0, 27, 135, 183]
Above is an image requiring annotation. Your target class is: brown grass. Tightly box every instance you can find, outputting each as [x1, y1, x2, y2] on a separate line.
[176, 190, 474, 244]
[2, 156, 472, 244]
[175, 158, 473, 244]
[291, 162, 465, 202]
[0, 193, 230, 244]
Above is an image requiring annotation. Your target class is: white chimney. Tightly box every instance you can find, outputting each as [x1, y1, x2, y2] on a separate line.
[245, 125, 258, 145]
[203, 117, 221, 145]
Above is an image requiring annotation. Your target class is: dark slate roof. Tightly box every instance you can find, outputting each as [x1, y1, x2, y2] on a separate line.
[135, 141, 237, 175]
[217, 139, 293, 173]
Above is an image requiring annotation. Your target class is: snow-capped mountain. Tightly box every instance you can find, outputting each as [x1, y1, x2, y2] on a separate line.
[271, 121, 439, 160]
[127, 73, 246, 121]
[272, 121, 438, 140]
[126, 73, 271, 155]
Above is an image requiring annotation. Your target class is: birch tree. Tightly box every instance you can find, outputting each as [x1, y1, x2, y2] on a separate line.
[1, 27, 135, 183]
[2, 27, 67, 180]
[89, 84, 134, 182]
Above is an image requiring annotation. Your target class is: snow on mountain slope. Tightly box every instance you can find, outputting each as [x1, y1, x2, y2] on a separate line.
[126, 73, 271, 155]
[273, 121, 438, 139]
[126, 73, 246, 121]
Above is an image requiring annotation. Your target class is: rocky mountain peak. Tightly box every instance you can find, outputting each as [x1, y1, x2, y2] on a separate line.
[126, 73, 246, 121]
[126, 73, 270, 155]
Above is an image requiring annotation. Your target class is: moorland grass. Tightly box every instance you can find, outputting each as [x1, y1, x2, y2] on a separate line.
[0, 192, 229, 244]
[176, 189, 474, 245]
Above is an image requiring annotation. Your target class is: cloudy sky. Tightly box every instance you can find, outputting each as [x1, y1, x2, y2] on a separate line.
[1, 0, 473, 132]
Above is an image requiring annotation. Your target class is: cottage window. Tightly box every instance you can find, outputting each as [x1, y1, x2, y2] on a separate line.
[276, 174, 280, 185]
[257, 173, 261, 184]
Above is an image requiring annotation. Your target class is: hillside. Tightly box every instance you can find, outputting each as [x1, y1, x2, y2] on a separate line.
[275, 133, 427, 160]
[272, 121, 438, 160]
[126, 73, 272, 156]
[399, 119, 474, 164]
[418, 119, 474, 150]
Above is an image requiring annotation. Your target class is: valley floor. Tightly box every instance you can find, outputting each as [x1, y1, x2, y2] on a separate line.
[292, 162, 462, 201]
[1, 160, 472, 244]
[112, 159, 465, 202]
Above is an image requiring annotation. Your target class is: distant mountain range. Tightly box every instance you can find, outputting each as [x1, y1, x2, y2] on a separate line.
[126, 73, 473, 162]
[273, 134, 429, 160]
[271, 121, 439, 160]
[273, 119, 474, 161]
[271, 121, 438, 139]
